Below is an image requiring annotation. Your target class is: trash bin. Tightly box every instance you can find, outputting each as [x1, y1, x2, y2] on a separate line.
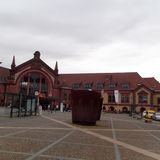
[71, 90, 102, 125]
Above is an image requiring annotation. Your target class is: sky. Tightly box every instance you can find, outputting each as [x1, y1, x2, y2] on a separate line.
[0, 0, 160, 81]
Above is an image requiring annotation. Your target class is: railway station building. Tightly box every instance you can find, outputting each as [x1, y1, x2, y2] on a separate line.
[1, 51, 160, 113]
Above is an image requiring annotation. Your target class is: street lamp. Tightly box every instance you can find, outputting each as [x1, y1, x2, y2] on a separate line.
[35, 91, 39, 115]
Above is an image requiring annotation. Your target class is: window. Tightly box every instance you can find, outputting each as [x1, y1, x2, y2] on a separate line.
[121, 83, 130, 89]
[42, 78, 45, 84]
[157, 98, 160, 105]
[72, 83, 80, 89]
[108, 83, 116, 89]
[30, 78, 33, 83]
[96, 83, 104, 90]
[121, 95, 129, 103]
[84, 83, 92, 89]
[138, 94, 148, 103]
[24, 76, 28, 82]
[20, 72, 48, 96]
[108, 95, 115, 103]
[64, 93, 67, 100]
[36, 78, 40, 83]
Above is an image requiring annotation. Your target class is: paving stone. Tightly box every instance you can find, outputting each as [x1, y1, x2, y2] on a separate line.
[0, 129, 24, 136]
[0, 137, 51, 153]
[115, 131, 160, 154]
[91, 130, 113, 139]
[43, 142, 115, 160]
[0, 152, 28, 160]
[119, 147, 156, 160]
[11, 129, 72, 142]
[0, 112, 160, 160]
[63, 130, 113, 147]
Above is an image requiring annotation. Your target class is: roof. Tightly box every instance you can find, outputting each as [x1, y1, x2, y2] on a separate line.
[12, 52, 58, 76]
[143, 77, 160, 91]
[0, 66, 10, 83]
[58, 72, 153, 90]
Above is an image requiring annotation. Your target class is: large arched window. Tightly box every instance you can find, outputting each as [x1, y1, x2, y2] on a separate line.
[20, 72, 48, 96]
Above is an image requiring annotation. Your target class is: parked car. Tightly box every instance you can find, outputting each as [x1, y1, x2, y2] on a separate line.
[145, 110, 155, 119]
[152, 112, 160, 121]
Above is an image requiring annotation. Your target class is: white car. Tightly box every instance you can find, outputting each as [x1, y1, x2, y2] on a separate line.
[152, 112, 160, 121]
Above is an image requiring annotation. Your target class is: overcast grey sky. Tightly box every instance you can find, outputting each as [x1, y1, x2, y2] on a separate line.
[0, 0, 160, 80]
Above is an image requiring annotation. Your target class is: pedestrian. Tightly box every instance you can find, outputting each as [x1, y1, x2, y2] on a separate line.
[47, 104, 50, 112]
[50, 104, 53, 113]
[52, 104, 55, 113]
[56, 105, 59, 111]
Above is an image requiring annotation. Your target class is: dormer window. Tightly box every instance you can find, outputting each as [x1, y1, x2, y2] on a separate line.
[72, 83, 80, 89]
[108, 83, 116, 89]
[96, 83, 104, 90]
[121, 83, 130, 89]
[84, 83, 92, 89]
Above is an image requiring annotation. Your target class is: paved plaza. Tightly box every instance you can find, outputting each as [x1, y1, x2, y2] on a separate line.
[0, 108, 160, 160]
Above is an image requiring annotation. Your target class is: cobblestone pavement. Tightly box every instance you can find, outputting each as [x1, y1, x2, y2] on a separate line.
[0, 109, 160, 160]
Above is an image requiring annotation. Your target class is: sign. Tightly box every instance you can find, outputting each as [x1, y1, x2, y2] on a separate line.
[114, 90, 119, 103]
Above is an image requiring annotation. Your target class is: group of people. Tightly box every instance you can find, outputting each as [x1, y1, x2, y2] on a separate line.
[36, 103, 59, 115]
[36, 103, 72, 115]
[43, 104, 59, 113]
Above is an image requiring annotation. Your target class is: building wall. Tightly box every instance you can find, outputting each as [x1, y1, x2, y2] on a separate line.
[1, 52, 160, 112]
[135, 88, 151, 105]
[102, 91, 132, 112]
[101, 88, 159, 113]
[0, 84, 5, 105]
[103, 92, 108, 104]
[153, 93, 160, 111]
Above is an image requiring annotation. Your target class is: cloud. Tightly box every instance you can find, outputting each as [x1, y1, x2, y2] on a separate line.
[0, 0, 160, 80]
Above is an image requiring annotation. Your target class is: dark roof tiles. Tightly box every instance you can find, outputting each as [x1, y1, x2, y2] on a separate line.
[143, 77, 160, 90]
[58, 72, 155, 90]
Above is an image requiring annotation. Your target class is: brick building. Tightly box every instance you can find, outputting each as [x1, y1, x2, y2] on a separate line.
[1, 51, 160, 113]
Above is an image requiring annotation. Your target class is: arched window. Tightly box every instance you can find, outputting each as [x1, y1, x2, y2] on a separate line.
[20, 72, 48, 96]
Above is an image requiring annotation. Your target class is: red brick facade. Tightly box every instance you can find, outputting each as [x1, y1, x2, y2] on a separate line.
[1, 51, 160, 112]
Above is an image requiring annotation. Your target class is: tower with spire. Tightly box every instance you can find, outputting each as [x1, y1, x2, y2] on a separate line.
[11, 56, 16, 69]
[54, 61, 58, 75]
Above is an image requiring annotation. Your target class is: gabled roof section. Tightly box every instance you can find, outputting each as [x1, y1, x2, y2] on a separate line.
[12, 51, 57, 75]
[134, 83, 152, 93]
[0, 66, 10, 83]
[143, 77, 160, 91]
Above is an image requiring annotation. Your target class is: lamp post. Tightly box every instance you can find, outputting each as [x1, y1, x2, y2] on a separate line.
[35, 91, 39, 115]
[18, 82, 24, 117]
